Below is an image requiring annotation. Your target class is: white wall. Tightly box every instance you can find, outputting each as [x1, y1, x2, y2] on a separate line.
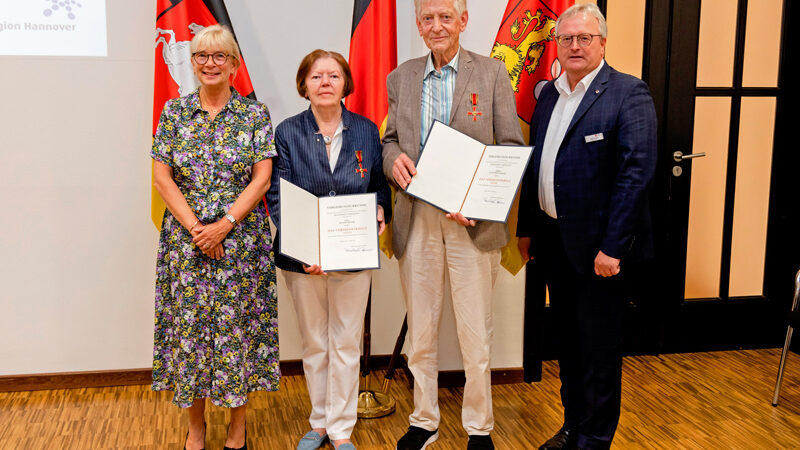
[0, 1, 523, 376]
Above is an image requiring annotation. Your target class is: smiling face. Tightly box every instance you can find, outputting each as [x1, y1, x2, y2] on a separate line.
[556, 13, 606, 87]
[416, 0, 468, 68]
[191, 46, 238, 90]
[305, 56, 346, 108]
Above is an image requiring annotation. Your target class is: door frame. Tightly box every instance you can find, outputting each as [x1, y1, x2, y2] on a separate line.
[650, 0, 796, 353]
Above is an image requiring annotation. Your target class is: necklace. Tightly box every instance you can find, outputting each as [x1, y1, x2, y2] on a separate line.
[206, 105, 223, 115]
[323, 135, 332, 145]
[199, 90, 230, 115]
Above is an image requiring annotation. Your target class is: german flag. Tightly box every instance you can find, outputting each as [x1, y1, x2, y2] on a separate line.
[345, 0, 396, 132]
[345, 0, 397, 257]
[151, 0, 256, 229]
[491, 0, 572, 274]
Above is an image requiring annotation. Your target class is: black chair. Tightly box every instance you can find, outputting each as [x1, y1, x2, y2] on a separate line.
[772, 269, 800, 406]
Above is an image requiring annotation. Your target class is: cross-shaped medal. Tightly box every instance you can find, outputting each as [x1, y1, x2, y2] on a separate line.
[467, 93, 482, 121]
[355, 150, 367, 178]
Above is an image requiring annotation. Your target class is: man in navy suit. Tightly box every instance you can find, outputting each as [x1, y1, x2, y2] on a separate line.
[516, 4, 657, 449]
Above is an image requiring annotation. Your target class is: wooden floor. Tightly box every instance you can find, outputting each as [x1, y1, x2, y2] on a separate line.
[2, 349, 800, 449]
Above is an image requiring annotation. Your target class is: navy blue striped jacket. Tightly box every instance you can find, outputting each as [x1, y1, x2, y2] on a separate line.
[266, 104, 392, 273]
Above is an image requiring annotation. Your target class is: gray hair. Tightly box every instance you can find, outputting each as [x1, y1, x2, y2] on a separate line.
[414, 0, 467, 18]
[555, 3, 607, 38]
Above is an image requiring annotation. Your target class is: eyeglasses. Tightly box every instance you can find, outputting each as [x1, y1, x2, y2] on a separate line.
[192, 52, 230, 65]
[555, 34, 602, 48]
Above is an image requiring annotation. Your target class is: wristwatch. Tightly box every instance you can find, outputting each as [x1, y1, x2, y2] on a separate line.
[224, 213, 236, 225]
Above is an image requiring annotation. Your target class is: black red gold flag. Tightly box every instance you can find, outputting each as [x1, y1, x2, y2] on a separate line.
[345, 0, 398, 257]
[345, 0, 397, 132]
[151, 0, 257, 229]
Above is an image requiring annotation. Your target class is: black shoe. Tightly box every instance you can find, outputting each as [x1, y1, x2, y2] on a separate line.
[184, 422, 206, 450]
[467, 434, 494, 449]
[396, 426, 439, 450]
[223, 426, 247, 450]
[539, 427, 578, 450]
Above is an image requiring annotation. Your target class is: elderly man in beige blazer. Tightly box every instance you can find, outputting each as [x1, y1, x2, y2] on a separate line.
[383, 1, 523, 449]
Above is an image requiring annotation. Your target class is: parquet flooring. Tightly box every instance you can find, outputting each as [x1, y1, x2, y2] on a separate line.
[2, 349, 800, 449]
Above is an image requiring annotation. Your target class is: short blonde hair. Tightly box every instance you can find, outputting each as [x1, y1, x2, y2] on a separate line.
[190, 24, 241, 64]
[414, 0, 467, 18]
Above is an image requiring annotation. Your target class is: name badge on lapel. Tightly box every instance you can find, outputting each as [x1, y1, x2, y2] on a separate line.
[584, 132, 604, 143]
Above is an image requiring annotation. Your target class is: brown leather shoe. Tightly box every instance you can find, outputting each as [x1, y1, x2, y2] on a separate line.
[539, 427, 578, 450]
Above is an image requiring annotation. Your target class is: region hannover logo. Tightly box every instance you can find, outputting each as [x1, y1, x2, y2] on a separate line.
[43, 0, 82, 20]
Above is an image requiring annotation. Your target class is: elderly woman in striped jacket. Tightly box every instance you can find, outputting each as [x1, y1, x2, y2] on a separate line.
[265, 49, 391, 450]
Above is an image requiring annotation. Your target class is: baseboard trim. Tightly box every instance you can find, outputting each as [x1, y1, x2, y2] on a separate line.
[0, 355, 524, 392]
[439, 367, 525, 387]
[0, 368, 154, 393]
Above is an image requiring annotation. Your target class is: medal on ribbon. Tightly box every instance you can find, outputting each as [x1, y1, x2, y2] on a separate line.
[468, 93, 482, 121]
[355, 150, 367, 178]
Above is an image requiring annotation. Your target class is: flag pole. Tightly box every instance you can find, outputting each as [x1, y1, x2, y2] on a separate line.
[348, 0, 399, 419]
[357, 280, 396, 418]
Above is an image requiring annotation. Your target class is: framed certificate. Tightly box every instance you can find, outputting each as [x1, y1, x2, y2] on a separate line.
[279, 178, 380, 272]
[406, 120, 533, 223]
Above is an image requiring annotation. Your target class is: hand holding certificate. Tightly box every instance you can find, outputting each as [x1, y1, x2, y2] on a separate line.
[406, 121, 533, 223]
[279, 179, 380, 272]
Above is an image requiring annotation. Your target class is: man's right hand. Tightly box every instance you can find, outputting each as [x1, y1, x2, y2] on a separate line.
[518, 237, 534, 261]
[392, 153, 417, 190]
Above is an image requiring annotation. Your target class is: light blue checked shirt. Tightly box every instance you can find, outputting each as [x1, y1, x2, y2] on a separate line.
[420, 50, 460, 150]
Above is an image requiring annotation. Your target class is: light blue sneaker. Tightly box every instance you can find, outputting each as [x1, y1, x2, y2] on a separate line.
[333, 442, 356, 450]
[297, 431, 329, 450]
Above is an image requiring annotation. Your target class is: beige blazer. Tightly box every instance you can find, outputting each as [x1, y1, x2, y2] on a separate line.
[382, 48, 525, 259]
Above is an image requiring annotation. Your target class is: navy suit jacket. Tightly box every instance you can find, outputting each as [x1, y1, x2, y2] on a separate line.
[266, 105, 391, 273]
[517, 63, 657, 274]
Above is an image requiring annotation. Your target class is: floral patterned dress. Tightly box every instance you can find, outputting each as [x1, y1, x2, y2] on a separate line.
[150, 88, 280, 408]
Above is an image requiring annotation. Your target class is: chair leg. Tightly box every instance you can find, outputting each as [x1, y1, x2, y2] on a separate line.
[772, 325, 794, 406]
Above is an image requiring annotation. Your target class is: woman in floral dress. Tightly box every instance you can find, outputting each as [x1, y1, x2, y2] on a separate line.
[150, 25, 278, 450]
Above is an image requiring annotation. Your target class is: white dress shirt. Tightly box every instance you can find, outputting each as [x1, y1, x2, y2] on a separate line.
[328, 120, 344, 173]
[538, 60, 605, 218]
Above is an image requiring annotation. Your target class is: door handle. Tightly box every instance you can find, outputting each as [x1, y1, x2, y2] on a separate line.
[673, 151, 707, 162]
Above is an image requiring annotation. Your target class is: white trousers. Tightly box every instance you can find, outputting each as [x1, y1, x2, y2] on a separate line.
[398, 202, 501, 435]
[283, 270, 371, 440]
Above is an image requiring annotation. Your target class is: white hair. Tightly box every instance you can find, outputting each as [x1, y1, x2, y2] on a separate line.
[414, 0, 467, 18]
[555, 3, 608, 38]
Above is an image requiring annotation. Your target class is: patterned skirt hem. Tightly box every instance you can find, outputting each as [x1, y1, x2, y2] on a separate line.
[151, 381, 280, 408]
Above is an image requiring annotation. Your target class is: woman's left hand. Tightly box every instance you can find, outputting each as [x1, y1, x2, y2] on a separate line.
[192, 219, 234, 251]
[377, 205, 386, 236]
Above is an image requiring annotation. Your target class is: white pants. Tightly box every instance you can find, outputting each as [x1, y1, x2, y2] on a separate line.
[283, 270, 371, 440]
[398, 202, 501, 435]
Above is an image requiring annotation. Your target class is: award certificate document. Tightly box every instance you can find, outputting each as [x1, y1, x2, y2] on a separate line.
[279, 178, 380, 271]
[406, 120, 533, 222]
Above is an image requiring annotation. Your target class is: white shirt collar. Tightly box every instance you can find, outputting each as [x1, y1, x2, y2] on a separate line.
[555, 59, 605, 95]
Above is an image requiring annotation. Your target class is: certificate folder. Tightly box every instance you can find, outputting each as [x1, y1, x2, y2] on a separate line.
[406, 120, 533, 223]
[279, 178, 380, 272]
